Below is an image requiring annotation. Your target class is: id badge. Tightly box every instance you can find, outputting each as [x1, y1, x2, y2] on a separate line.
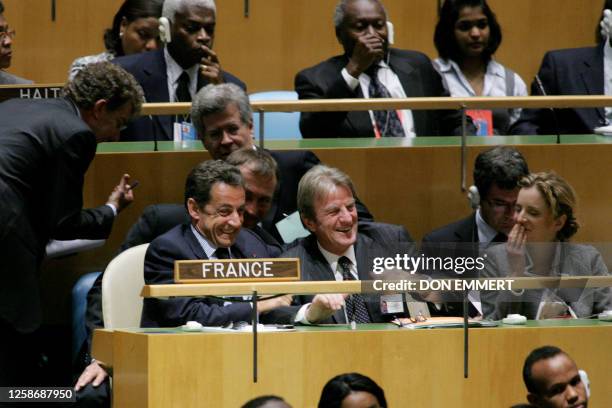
[173, 121, 197, 141]
[380, 294, 405, 314]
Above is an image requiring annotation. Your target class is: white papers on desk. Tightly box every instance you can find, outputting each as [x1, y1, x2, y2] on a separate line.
[594, 125, 612, 136]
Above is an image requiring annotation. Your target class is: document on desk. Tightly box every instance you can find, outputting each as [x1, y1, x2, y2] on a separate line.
[393, 317, 498, 329]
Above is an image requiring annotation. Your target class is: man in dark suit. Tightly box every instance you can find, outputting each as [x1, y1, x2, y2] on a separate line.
[279, 165, 418, 325]
[295, 0, 467, 138]
[421, 146, 529, 316]
[141, 160, 291, 327]
[510, 43, 608, 135]
[191, 83, 373, 242]
[114, 0, 245, 141]
[0, 62, 143, 386]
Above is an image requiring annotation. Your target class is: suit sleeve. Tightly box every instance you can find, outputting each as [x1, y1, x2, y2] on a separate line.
[510, 52, 558, 135]
[51, 131, 115, 240]
[590, 250, 612, 314]
[295, 67, 359, 138]
[141, 240, 252, 327]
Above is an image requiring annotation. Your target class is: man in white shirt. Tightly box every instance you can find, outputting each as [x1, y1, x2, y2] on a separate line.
[279, 164, 418, 324]
[295, 0, 468, 138]
[115, 0, 246, 141]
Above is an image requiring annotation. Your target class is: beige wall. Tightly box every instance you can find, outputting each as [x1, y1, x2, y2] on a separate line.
[2, 0, 605, 89]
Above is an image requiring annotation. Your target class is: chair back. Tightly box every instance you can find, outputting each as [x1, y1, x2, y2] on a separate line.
[102, 244, 149, 328]
[249, 91, 301, 139]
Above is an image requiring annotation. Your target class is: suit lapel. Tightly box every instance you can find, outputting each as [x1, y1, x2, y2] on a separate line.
[454, 213, 478, 243]
[354, 233, 383, 322]
[303, 236, 336, 281]
[141, 50, 173, 140]
[579, 45, 605, 124]
[389, 50, 428, 136]
[334, 55, 375, 136]
[183, 224, 208, 260]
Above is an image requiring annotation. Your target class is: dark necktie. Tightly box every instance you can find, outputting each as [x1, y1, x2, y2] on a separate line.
[492, 232, 508, 243]
[175, 71, 192, 102]
[215, 247, 231, 259]
[338, 256, 371, 323]
[366, 64, 405, 137]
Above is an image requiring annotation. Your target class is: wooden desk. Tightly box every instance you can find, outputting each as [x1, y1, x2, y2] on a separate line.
[93, 320, 612, 407]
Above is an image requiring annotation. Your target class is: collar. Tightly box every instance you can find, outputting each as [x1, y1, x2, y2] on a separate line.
[164, 47, 199, 90]
[435, 58, 504, 78]
[475, 209, 498, 244]
[317, 242, 357, 272]
[190, 224, 232, 259]
[524, 242, 562, 275]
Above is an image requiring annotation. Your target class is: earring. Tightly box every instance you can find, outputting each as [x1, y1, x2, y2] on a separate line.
[119, 31, 124, 38]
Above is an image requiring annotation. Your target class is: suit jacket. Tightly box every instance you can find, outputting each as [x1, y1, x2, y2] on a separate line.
[0, 70, 33, 85]
[420, 214, 481, 316]
[114, 48, 246, 141]
[480, 243, 612, 320]
[274, 222, 418, 324]
[141, 223, 282, 327]
[295, 48, 467, 138]
[0, 98, 115, 332]
[510, 44, 607, 135]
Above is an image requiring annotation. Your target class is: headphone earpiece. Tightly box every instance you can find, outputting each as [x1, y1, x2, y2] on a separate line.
[159, 17, 172, 43]
[467, 185, 480, 210]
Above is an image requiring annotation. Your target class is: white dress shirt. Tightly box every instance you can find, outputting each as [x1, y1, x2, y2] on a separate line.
[341, 61, 416, 138]
[164, 47, 199, 103]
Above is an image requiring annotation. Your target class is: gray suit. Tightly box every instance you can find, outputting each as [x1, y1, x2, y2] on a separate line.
[0, 70, 32, 84]
[480, 243, 612, 320]
[277, 222, 418, 323]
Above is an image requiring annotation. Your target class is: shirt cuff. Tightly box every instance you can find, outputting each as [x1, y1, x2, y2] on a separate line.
[341, 68, 360, 91]
[105, 203, 118, 216]
[294, 303, 313, 325]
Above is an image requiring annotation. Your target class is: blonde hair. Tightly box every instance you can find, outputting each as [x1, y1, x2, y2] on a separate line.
[518, 172, 579, 241]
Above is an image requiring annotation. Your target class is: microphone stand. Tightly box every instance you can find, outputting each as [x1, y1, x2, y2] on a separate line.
[534, 75, 561, 144]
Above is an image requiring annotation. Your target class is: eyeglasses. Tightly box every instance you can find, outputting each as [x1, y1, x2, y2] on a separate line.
[0, 29, 16, 42]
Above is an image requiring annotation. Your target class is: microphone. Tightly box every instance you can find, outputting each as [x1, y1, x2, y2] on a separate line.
[534, 75, 561, 144]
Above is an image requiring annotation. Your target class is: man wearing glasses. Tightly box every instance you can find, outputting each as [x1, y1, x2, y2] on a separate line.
[0, 1, 31, 84]
[421, 146, 529, 316]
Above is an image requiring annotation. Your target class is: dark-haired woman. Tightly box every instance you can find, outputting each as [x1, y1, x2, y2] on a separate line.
[433, 0, 527, 134]
[318, 373, 387, 408]
[481, 172, 612, 320]
[68, 0, 162, 79]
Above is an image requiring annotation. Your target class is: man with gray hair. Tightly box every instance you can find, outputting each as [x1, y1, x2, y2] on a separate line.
[115, 0, 245, 141]
[191, 83, 373, 243]
[296, 0, 466, 138]
[0, 61, 143, 386]
[279, 165, 417, 324]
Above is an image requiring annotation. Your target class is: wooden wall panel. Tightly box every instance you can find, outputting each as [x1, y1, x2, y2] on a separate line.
[1, 0, 605, 90]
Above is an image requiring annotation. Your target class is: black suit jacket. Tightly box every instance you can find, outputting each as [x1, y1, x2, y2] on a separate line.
[114, 48, 246, 141]
[295, 48, 467, 138]
[141, 223, 282, 327]
[421, 214, 480, 316]
[510, 44, 607, 135]
[0, 98, 115, 332]
[275, 222, 418, 324]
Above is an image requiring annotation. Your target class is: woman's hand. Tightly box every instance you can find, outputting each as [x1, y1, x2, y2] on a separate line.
[506, 223, 526, 277]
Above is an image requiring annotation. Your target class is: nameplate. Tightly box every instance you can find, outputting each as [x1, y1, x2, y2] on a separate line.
[0, 83, 64, 103]
[174, 258, 301, 283]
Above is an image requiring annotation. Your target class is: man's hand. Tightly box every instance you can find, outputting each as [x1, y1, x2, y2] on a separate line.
[345, 33, 385, 78]
[200, 46, 224, 84]
[305, 294, 347, 323]
[74, 361, 108, 391]
[258, 294, 293, 313]
[506, 223, 527, 277]
[106, 174, 134, 214]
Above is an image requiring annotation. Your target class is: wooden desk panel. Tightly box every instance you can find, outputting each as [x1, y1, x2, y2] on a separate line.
[94, 323, 612, 407]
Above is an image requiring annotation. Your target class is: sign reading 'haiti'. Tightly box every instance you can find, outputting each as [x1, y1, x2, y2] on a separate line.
[174, 258, 301, 283]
